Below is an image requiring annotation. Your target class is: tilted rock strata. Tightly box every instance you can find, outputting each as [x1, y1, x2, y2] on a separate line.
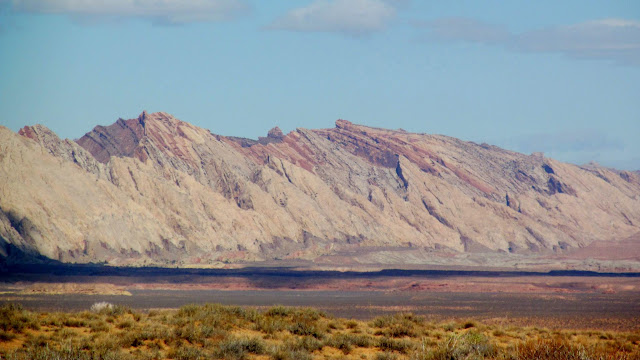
[1, 112, 639, 267]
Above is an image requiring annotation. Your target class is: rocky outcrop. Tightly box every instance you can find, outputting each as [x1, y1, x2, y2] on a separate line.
[18, 124, 110, 179]
[76, 111, 147, 164]
[1, 112, 639, 269]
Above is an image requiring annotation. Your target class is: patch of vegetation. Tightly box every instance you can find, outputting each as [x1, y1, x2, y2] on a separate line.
[213, 336, 266, 360]
[371, 313, 422, 338]
[0, 303, 637, 360]
[425, 331, 496, 360]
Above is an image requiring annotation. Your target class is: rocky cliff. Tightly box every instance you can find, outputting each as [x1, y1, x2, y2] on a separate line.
[1, 112, 639, 270]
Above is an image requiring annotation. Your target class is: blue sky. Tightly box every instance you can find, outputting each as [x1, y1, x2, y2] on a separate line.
[1, 0, 639, 169]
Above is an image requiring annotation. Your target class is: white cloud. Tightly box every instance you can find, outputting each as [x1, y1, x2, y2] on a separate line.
[502, 130, 625, 154]
[416, 17, 509, 44]
[513, 19, 640, 65]
[416, 17, 640, 66]
[490, 130, 631, 169]
[268, 0, 396, 35]
[8, 0, 249, 24]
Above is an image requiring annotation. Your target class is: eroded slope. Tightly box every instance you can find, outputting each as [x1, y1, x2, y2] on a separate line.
[1, 112, 639, 269]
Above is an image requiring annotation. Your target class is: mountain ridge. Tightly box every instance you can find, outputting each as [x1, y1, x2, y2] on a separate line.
[2, 112, 639, 271]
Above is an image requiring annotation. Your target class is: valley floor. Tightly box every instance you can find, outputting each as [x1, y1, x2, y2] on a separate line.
[0, 266, 638, 331]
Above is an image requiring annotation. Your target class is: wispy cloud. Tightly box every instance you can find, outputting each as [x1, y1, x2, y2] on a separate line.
[417, 18, 510, 44]
[514, 19, 640, 65]
[488, 130, 631, 168]
[267, 0, 397, 35]
[503, 130, 625, 154]
[6, 0, 249, 24]
[416, 17, 640, 66]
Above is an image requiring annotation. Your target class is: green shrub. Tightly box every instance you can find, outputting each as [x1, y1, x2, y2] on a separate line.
[515, 338, 598, 360]
[375, 352, 399, 360]
[326, 333, 354, 354]
[327, 332, 372, 352]
[62, 317, 86, 328]
[253, 317, 286, 334]
[266, 305, 292, 317]
[442, 323, 456, 332]
[176, 304, 200, 318]
[291, 307, 325, 322]
[214, 336, 266, 360]
[492, 329, 506, 337]
[297, 336, 324, 352]
[23, 334, 49, 348]
[377, 337, 414, 354]
[118, 330, 148, 348]
[288, 321, 324, 338]
[117, 319, 135, 329]
[0, 329, 17, 342]
[200, 324, 228, 340]
[428, 331, 496, 360]
[172, 344, 206, 360]
[2, 342, 95, 360]
[88, 319, 110, 333]
[270, 348, 312, 360]
[371, 313, 420, 338]
[0, 303, 39, 333]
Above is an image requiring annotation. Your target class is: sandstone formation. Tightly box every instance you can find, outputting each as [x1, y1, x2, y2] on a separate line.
[1, 112, 639, 270]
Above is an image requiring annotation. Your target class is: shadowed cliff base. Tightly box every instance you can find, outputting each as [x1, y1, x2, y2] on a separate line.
[1, 263, 638, 298]
[2, 262, 640, 278]
[2, 264, 639, 331]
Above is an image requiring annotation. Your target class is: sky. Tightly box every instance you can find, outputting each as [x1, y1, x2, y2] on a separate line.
[0, 0, 639, 170]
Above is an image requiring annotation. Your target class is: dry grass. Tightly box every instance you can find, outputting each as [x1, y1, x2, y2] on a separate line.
[0, 302, 638, 359]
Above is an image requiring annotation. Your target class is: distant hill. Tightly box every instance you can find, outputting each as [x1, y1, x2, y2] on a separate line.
[1, 111, 639, 270]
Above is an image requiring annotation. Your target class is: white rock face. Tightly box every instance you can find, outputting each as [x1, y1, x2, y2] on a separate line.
[1, 112, 639, 269]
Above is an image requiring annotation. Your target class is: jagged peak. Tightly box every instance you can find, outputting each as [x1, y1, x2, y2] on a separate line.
[75, 111, 213, 164]
[138, 110, 148, 122]
[90, 111, 182, 137]
[334, 119, 403, 134]
[141, 111, 174, 119]
[18, 124, 60, 142]
[335, 119, 353, 129]
[135, 111, 179, 126]
[76, 113, 149, 163]
[267, 126, 284, 140]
